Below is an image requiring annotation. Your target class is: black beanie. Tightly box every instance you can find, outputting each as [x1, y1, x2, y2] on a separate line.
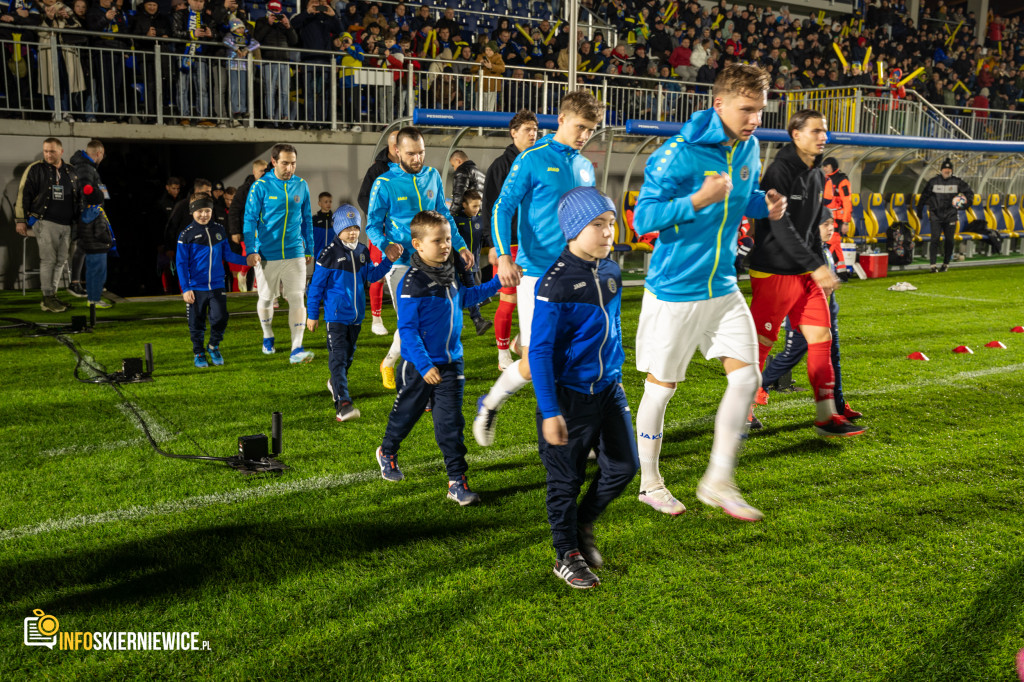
[822, 156, 838, 170]
[941, 158, 953, 170]
[190, 196, 215, 213]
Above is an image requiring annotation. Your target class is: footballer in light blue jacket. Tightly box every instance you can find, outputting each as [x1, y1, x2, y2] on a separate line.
[633, 106, 773, 302]
[366, 161, 469, 267]
[242, 162, 314, 262]
[491, 132, 597, 277]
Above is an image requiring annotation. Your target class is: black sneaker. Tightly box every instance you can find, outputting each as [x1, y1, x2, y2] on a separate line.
[938, 263, 948, 273]
[930, 264, 939, 273]
[67, 282, 87, 298]
[336, 401, 360, 422]
[553, 550, 600, 589]
[577, 524, 603, 569]
[474, 317, 494, 336]
[814, 414, 866, 438]
[748, 413, 764, 430]
[40, 295, 67, 313]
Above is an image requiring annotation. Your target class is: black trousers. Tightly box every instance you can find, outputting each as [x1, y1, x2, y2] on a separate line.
[186, 288, 228, 354]
[929, 220, 956, 265]
[381, 359, 468, 479]
[326, 322, 360, 405]
[537, 383, 639, 559]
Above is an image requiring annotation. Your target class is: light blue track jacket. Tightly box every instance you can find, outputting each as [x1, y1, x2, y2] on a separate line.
[634, 108, 769, 302]
[491, 134, 596, 277]
[365, 163, 468, 266]
[242, 171, 314, 261]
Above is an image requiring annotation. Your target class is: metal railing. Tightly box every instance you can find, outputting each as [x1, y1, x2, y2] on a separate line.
[3, 28, 1023, 143]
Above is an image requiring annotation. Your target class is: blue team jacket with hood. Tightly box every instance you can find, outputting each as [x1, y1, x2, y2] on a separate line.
[491, 133, 596, 277]
[242, 171, 314, 261]
[176, 221, 249, 292]
[365, 163, 468, 266]
[397, 266, 502, 376]
[634, 108, 769, 302]
[530, 249, 624, 419]
[307, 240, 394, 325]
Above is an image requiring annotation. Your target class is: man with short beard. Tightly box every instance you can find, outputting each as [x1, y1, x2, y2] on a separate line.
[365, 126, 475, 389]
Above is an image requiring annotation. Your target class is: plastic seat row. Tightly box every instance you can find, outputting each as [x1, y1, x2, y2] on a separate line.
[848, 192, 1024, 252]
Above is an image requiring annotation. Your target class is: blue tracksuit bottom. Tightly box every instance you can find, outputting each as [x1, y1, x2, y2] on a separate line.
[326, 322, 360, 406]
[187, 289, 228, 355]
[761, 293, 845, 411]
[381, 359, 468, 479]
[537, 383, 639, 559]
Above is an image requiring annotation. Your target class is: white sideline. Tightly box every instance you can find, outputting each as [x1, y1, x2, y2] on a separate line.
[6, 363, 1024, 542]
[903, 292, 999, 303]
[0, 443, 539, 542]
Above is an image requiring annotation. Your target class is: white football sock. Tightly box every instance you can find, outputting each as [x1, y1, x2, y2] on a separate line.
[815, 399, 838, 422]
[287, 298, 306, 351]
[257, 297, 275, 339]
[482, 359, 530, 410]
[383, 330, 401, 368]
[706, 364, 760, 485]
[635, 381, 676, 492]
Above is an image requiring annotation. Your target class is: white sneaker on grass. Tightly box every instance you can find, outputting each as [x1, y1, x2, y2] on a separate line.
[371, 316, 388, 335]
[638, 486, 686, 515]
[696, 478, 763, 522]
[497, 348, 513, 371]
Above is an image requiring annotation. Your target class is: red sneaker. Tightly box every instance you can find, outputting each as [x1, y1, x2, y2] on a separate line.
[842, 403, 863, 421]
[814, 414, 866, 438]
[755, 387, 769, 406]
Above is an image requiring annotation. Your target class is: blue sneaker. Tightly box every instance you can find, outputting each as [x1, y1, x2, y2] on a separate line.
[375, 446, 403, 482]
[193, 353, 209, 368]
[289, 347, 315, 364]
[447, 475, 481, 506]
[207, 345, 224, 366]
[262, 337, 276, 355]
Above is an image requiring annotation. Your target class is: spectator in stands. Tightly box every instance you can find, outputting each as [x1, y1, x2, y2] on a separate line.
[86, 0, 130, 120]
[15, 137, 81, 312]
[647, 18, 673, 63]
[436, 7, 460, 36]
[255, 2, 298, 128]
[473, 42, 505, 111]
[409, 3, 431, 35]
[222, 17, 260, 126]
[336, 31, 365, 130]
[670, 36, 695, 81]
[171, 0, 221, 127]
[292, 0, 342, 127]
[129, 0, 171, 118]
[37, 0, 87, 121]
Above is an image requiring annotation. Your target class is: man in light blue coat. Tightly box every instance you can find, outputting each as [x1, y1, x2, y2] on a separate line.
[365, 126, 475, 389]
[243, 143, 316, 364]
[631, 64, 787, 522]
[472, 91, 605, 448]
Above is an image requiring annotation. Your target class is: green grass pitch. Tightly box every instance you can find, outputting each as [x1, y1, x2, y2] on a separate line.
[2, 264, 1023, 681]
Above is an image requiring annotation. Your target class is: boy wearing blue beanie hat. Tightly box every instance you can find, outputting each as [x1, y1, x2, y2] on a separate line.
[306, 205, 397, 422]
[531, 187, 639, 590]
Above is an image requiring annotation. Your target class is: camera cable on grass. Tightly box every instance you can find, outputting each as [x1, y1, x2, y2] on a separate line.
[3, 317, 288, 475]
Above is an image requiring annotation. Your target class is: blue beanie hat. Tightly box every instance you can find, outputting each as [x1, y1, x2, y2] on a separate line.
[558, 187, 616, 241]
[332, 204, 361, 236]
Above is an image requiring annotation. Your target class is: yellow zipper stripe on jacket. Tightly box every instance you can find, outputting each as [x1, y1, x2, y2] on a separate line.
[281, 179, 288, 259]
[707, 141, 737, 298]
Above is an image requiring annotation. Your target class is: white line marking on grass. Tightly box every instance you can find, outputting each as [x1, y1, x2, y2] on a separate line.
[116, 403, 174, 441]
[903, 292, 999, 303]
[41, 438, 144, 457]
[0, 443, 541, 542]
[9, 363, 1024, 542]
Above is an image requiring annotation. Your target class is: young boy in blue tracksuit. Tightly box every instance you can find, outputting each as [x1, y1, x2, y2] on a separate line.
[176, 193, 250, 368]
[531, 187, 639, 590]
[375, 210, 502, 506]
[306, 204, 396, 422]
